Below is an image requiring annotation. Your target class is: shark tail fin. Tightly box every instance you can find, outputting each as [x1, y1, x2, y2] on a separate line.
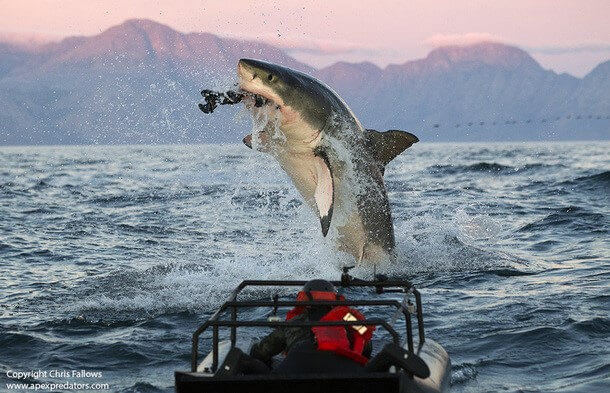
[365, 129, 419, 175]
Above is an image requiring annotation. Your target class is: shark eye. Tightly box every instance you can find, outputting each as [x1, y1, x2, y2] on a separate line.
[267, 74, 274, 81]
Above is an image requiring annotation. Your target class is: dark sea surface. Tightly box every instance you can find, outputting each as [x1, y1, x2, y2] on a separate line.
[0, 142, 608, 392]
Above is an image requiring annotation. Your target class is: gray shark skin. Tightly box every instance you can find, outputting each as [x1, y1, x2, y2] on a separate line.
[238, 58, 418, 264]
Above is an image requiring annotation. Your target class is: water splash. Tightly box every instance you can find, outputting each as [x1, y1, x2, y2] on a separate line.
[391, 208, 515, 275]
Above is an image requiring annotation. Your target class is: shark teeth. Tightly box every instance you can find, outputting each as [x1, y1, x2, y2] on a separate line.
[198, 89, 269, 114]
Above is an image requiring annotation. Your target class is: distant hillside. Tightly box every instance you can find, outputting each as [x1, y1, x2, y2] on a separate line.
[0, 19, 608, 145]
[0, 19, 313, 145]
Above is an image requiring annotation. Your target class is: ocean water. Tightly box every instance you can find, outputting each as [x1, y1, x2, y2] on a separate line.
[0, 141, 608, 392]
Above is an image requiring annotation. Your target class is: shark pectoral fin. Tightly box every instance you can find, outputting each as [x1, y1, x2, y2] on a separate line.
[243, 134, 253, 149]
[313, 151, 334, 237]
[365, 129, 419, 173]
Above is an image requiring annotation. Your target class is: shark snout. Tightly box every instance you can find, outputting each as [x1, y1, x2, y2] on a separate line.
[237, 60, 251, 81]
[239, 58, 276, 82]
[239, 58, 264, 71]
[238, 59, 261, 80]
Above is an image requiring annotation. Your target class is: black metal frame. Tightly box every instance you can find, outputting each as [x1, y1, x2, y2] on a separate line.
[190, 277, 426, 372]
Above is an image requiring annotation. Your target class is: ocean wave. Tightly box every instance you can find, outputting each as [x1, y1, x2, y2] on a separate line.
[88, 188, 206, 207]
[117, 223, 177, 236]
[0, 241, 14, 253]
[0, 182, 30, 197]
[390, 208, 523, 274]
[519, 206, 607, 233]
[474, 325, 573, 359]
[229, 188, 301, 212]
[428, 162, 511, 175]
[575, 170, 610, 183]
[560, 170, 610, 192]
[20, 207, 58, 214]
[571, 317, 610, 336]
[59, 158, 109, 166]
[34, 315, 145, 330]
[562, 363, 610, 381]
[70, 247, 345, 318]
[32, 179, 52, 190]
[450, 362, 478, 384]
[0, 331, 47, 348]
[482, 268, 536, 277]
[116, 382, 167, 393]
[427, 162, 560, 176]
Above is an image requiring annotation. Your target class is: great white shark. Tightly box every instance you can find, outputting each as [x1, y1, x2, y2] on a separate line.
[237, 58, 418, 264]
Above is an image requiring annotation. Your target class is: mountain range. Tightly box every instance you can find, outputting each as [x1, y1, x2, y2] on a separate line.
[0, 19, 608, 145]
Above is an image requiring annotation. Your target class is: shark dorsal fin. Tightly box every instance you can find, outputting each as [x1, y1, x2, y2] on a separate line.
[365, 129, 419, 174]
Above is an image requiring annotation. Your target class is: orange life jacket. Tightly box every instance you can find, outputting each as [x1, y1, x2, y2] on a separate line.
[286, 291, 375, 365]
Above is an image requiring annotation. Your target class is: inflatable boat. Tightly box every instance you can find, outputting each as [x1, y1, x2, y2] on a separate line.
[175, 268, 451, 393]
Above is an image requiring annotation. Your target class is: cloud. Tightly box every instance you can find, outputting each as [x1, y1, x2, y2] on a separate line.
[526, 43, 610, 55]
[424, 33, 507, 48]
[222, 32, 380, 57]
[424, 34, 610, 56]
[267, 37, 374, 55]
[0, 31, 58, 48]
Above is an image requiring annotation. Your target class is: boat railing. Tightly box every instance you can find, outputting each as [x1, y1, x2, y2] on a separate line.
[190, 278, 426, 373]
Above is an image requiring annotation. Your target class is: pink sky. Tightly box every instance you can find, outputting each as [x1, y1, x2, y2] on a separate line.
[1, 0, 609, 76]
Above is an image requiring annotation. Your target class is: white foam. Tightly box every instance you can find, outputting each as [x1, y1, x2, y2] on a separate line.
[73, 201, 352, 315]
[390, 208, 511, 275]
[73, 204, 512, 317]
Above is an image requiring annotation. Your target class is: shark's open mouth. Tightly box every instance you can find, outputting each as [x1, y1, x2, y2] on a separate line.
[239, 89, 276, 112]
[196, 83, 283, 151]
[242, 90, 285, 151]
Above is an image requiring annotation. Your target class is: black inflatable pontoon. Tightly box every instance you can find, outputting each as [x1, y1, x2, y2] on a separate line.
[175, 269, 451, 393]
